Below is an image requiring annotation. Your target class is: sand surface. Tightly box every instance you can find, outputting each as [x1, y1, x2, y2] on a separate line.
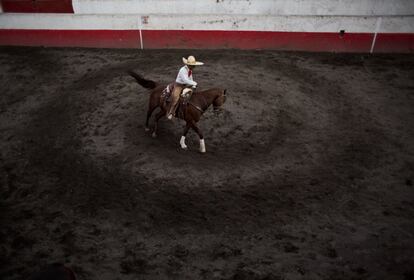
[0, 47, 413, 280]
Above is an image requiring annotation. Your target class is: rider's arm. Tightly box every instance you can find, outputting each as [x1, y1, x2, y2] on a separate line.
[177, 67, 197, 87]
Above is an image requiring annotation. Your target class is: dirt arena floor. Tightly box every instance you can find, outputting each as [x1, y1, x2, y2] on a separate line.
[1, 46, 413, 280]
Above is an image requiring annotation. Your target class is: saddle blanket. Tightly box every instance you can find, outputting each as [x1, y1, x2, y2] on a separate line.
[161, 83, 175, 103]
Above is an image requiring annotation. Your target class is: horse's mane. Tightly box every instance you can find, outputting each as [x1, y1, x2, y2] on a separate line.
[195, 88, 223, 95]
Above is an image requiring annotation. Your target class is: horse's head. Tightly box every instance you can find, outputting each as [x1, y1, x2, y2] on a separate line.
[213, 89, 227, 111]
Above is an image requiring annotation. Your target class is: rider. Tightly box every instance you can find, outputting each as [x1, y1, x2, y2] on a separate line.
[167, 55, 204, 120]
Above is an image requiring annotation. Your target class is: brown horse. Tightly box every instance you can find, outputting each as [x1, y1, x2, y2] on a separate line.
[128, 71, 227, 153]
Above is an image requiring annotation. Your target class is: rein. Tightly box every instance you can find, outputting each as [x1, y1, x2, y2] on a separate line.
[189, 101, 204, 112]
[189, 92, 209, 113]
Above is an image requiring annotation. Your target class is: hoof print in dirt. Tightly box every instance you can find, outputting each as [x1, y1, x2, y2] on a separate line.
[211, 244, 242, 260]
[172, 244, 189, 259]
[324, 246, 338, 259]
[120, 244, 149, 275]
[167, 256, 184, 274]
[120, 258, 148, 275]
[28, 263, 76, 280]
[229, 267, 281, 280]
[283, 242, 299, 253]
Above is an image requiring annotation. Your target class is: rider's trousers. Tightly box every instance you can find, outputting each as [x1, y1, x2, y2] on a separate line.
[167, 83, 184, 117]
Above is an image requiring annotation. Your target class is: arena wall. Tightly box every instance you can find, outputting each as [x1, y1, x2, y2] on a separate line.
[0, 0, 413, 52]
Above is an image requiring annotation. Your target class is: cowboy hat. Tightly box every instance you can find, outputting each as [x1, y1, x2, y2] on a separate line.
[182, 56, 204, 66]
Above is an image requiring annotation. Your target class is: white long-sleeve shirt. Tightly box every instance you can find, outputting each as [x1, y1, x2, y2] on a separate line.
[175, 66, 197, 86]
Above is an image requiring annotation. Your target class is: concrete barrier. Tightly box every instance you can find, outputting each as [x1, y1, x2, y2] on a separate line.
[72, 0, 414, 16]
[0, 0, 413, 52]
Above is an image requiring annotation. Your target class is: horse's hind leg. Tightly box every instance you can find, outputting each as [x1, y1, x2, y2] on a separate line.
[189, 121, 206, 153]
[152, 110, 165, 138]
[145, 103, 157, 132]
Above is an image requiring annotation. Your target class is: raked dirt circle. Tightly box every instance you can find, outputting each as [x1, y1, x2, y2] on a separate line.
[72, 52, 360, 184]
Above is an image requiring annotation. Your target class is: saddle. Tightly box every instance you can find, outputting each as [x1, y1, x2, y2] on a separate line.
[161, 83, 193, 119]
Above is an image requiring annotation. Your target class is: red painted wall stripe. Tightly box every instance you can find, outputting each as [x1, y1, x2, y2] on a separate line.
[0, 29, 141, 48]
[141, 30, 375, 52]
[374, 33, 414, 53]
[0, 29, 413, 53]
[1, 0, 74, 13]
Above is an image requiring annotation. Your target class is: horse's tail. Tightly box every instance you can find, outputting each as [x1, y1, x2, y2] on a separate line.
[127, 70, 157, 89]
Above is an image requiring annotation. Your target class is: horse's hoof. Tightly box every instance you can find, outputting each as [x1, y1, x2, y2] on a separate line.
[181, 146, 188, 150]
[152, 132, 157, 138]
[199, 150, 206, 154]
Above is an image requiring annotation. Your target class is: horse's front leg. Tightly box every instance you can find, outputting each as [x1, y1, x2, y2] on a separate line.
[180, 123, 191, 150]
[189, 121, 206, 153]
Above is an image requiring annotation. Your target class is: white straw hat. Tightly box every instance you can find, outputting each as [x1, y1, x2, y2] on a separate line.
[182, 56, 204, 66]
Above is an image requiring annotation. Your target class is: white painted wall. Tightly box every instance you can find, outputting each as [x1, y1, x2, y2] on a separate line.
[72, 0, 414, 16]
[1, 13, 413, 33]
[0, 0, 413, 35]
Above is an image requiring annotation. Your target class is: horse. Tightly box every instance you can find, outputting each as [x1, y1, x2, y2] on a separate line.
[128, 71, 227, 153]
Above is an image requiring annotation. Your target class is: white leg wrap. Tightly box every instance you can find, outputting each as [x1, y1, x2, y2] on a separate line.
[180, 136, 188, 149]
[199, 139, 206, 153]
